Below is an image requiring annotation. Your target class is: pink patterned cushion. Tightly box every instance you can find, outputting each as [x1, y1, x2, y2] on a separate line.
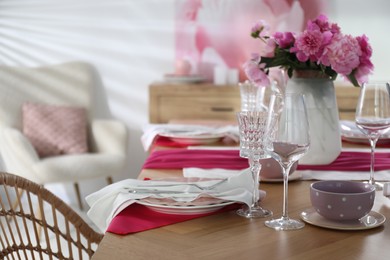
[22, 102, 89, 158]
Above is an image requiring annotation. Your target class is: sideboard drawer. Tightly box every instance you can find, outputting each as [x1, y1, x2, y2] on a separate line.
[158, 96, 239, 123]
[335, 85, 360, 121]
[149, 83, 240, 123]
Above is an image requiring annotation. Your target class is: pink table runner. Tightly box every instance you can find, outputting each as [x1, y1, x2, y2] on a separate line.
[143, 149, 390, 172]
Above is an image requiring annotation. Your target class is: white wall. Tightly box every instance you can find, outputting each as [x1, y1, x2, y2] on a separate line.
[327, 0, 390, 81]
[0, 0, 176, 204]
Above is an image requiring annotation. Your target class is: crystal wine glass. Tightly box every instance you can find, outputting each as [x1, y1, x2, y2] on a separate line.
[238, 80, 283, 158]
[236, 110, 276, 218]
[355, 81, 390, 191]
[264, 93, 310, 230]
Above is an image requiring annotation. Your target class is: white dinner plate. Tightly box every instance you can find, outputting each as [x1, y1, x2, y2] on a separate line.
[340, 120, 390, 145]
[300, 207, 386, 230]
[164, 74, 206, 83]
[260, 171, 302, 183]
[136, 197, 235, 215]
[159, 132, 225, 145]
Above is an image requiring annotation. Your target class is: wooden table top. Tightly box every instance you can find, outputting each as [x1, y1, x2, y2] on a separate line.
[92, 167, 390, 260]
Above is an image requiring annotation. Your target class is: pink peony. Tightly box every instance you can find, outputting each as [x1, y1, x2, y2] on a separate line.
[321, 34, 361, 75]
[356, 34, 373, 61]
[307, 14, 341, 34]
[273, 32, 295, 49]
[354, 34, 374, 84]
[243, 60, 270, 87]
[251, 20, 270, 38]
[261, 38, 277, 58]
[291, 29, 332, 62]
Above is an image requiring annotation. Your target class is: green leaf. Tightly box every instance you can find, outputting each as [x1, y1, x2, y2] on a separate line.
[287, 68, 293, 78]
[347, 74, 360, 87]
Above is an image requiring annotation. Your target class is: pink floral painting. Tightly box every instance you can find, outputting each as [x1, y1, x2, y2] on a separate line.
[174, 0, 326, 82]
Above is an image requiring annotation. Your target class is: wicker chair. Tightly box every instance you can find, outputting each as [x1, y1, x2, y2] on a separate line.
[0, 172, 103, 259]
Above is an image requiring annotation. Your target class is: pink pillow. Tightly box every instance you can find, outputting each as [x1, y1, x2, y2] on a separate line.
[22, 102, 89, 158]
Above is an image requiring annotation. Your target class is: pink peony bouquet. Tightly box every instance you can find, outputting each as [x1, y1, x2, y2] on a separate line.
[243, 14, 374, 87]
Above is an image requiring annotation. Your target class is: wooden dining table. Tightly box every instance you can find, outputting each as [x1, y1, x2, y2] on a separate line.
[91, 142, 390, 260]
[92, 174, 390, 259]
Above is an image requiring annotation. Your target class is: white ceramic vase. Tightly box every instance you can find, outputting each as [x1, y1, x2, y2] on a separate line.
[285, 71, 341, 165]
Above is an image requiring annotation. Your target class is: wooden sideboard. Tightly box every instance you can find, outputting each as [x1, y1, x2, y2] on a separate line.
[334, 84, 361, 121]
[149, 82, 361, 123]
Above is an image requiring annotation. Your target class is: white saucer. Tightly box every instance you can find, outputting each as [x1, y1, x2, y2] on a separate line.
[300, 207, 386, 230]
[260, 171, 302, 183]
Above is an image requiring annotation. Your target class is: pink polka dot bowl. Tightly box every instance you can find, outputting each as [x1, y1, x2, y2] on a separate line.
[310, 180, 375, 221]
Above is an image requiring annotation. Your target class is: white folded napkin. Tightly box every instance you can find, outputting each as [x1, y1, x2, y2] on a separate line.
[85, 169, 256, 232]
[141, 123, 239, 151]
[299, 169, 390, 181]
[184, 167, 390, 182]
[183, 167, 243, 178]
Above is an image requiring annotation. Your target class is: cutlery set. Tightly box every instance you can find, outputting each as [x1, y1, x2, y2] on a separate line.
[136, 178, 227, 191]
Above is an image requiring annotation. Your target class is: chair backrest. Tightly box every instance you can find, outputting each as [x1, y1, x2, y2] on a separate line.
[0, 61, 110, 130]
[0, 172, 103, 259]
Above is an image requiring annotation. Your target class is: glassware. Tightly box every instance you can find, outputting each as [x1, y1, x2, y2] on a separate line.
[236, 111, 276, 218]
[238, 80, 282, 158]
[264, 93, 310, 230]
[239, 80, 261, 112]
[355, 82, 390, 191]
[239, 78, 284, 112]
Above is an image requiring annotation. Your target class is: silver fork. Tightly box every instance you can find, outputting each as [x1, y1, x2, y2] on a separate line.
[136, 178, 228, 191]
[124, 188, 200, 195]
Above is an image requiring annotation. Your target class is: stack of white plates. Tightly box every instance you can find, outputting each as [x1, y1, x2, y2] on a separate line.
[164, 74, 206, 83]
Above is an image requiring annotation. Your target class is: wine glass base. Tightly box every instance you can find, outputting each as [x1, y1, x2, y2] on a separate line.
[364, 181, 383, 191]
[236, 207, 273, 219]
[265, 217, 305, 230]
[372, 183, 383, 191]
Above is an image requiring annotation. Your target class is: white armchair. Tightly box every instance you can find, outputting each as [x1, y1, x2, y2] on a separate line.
[0, 61, 128, 209]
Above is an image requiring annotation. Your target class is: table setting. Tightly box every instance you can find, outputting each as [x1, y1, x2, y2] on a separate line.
[85, 168, 266, 234]
[141, 123, 239, 151]
[301, 180, 386, 231]
[92, 84, 390, 234]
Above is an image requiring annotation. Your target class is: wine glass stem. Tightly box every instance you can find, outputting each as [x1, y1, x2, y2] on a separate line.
[281, 163, 293, 219]
[369, 137, 378, 185]
[249, 156, 260, 208]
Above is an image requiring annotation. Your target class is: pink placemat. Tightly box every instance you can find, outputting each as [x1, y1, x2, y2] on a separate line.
[152, 136, 190, 149]
[107, 203, 239, 235]
[143, 149, 390, 172]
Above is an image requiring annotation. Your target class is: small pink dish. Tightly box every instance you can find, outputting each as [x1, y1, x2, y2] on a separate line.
[259, 158, 298, 179]
[310, 180, 375, 221]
